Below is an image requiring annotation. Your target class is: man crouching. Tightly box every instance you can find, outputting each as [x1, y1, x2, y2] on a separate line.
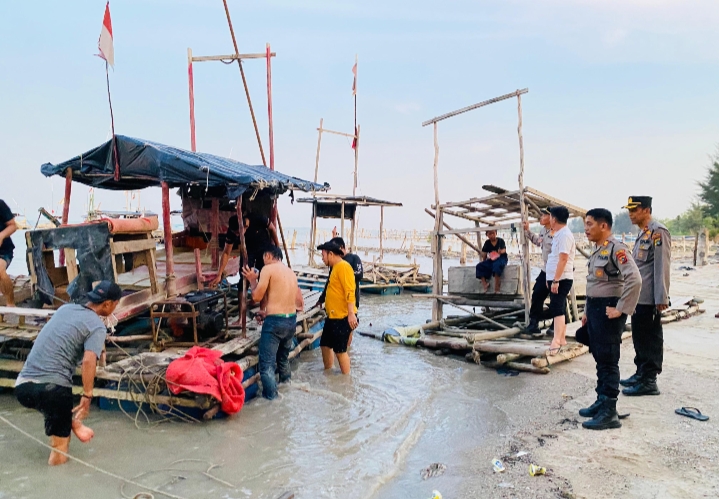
[15, 281, 121, 465]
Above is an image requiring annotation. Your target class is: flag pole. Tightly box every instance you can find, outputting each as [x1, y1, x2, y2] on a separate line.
[105, 61, 120, 181]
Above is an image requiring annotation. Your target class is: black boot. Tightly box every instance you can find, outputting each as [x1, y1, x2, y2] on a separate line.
[622, 377, 660, 396]
[526, 318, 541, 336]
[582, 396, 621, 430]
[578, 397, 602, 418]
[619, 372, 642, 387]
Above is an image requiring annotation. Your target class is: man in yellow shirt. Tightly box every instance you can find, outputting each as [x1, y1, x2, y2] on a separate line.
[317, 241, 358, 374]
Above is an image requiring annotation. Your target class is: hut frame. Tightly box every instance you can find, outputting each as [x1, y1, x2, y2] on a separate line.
[422, 88, 586, 324]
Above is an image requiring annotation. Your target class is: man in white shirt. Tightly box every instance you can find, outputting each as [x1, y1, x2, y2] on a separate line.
[545, 206, 576, 353]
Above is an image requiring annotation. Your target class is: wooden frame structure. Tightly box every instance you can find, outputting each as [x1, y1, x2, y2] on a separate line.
[299, 194, 402, 266]
[422, 89, 586, 324]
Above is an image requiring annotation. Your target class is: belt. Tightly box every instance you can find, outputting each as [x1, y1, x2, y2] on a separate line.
[266, 313, 297, 319]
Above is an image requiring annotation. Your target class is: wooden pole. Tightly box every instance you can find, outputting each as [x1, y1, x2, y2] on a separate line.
[431, 122, 443, 322]
[277, 211, 291, 269]
[59, 168, 72, 265]
[340, 201, 345, 241]
[161, 182, 176, 297]
[221, 0, 266, 166]
[516, 93, 531, 325]
[424, 208, 481, 254]
[194, 248, 204, 290]
[187, 48, 197, 152]
[236, 197, 249, 337]
[379, 206, 384, 262]
[308, 202, 318, 265]
[211, 198, 220, 270]
[353, 124, 360, 196]
[266, 42, 277, 227]
[313, 118, 323, 184]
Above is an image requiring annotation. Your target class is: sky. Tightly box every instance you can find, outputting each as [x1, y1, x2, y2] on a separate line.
[1, 0, 718, 232]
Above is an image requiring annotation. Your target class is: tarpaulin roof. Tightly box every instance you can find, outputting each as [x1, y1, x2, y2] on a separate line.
[41, 135, 329, 199]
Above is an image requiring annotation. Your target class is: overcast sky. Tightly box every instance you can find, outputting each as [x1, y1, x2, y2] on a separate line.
[1, 0, 718, 232]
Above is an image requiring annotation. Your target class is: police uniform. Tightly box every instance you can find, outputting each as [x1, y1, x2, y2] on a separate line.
[582, 235, 641, 430]
[526, 225, 554, 330]
[621, 197, 671, 395]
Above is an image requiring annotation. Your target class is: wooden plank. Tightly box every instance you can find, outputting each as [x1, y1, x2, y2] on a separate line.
[65, 248, 79, 282]
[212, 330, 261, 356]
[111, 238, 158, 255]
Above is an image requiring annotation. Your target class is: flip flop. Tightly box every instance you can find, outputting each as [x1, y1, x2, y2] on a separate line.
[547, 346, 562, 356]
[675, 407, 709, 421]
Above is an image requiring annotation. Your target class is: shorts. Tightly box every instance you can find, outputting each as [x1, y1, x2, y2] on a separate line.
[320, 317, 353, 354]
[546, 279, 573, 318]
[0, 252, 12, 268]
[15, 382, 74, 438]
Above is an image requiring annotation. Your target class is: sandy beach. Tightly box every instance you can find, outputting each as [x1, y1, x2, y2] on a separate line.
[458, 262, 719, 499]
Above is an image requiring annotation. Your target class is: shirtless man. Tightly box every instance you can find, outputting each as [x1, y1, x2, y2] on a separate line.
[241, 245, 304, 400]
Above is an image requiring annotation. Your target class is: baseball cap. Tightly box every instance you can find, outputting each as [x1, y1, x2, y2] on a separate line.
[87, 281, 122, 303]
[622, 196, 652, 210]
[317, 241, 344, 255]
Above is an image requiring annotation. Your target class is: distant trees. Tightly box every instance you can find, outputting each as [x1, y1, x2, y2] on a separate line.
[698, 148, 719, 217]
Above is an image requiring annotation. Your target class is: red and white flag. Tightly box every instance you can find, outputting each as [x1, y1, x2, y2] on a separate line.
[97, 2, 114, 68]
[351, 60, 357, 96]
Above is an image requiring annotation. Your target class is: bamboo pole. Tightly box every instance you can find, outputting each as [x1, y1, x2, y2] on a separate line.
[379, 206, 384, 262]
[435, 297, 509, 330]
[431, 122, 443, 322]
[187, 48, 197, 152]
[236, 197, 249, 337]
[277, 211, 291, 269]
[59, 168, 72, 265]
[211, 197, 220, 270]
[340, 201, 345, 241]
[353, 125, 361, 196]
[308, 202, 318, 265]
[194, 248, 204, 290]
[424, 208, 482, 254]
[314, 118, 323, 184]
[161, 182, 176, 297]
[516, 93, 531, 325]
[221, 0, 266, 166]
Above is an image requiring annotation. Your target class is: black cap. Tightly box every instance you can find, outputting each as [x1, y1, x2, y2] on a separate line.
[622, 196, 652, 210]
[87, 281, 122, 303]
[317, 241, 344, 255]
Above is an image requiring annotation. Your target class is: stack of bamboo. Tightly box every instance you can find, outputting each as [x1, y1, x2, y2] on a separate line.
[362, 261, 431, 287]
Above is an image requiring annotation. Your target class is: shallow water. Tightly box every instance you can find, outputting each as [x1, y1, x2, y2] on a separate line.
[0, 293, 533, 499]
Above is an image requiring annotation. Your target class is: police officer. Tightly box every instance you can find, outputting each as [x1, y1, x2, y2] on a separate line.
[579, 209, 642, 430]
[620, 196, 671, 396]
[523, 207, 553, 336]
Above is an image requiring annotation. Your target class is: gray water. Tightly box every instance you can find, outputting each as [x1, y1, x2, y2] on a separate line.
[0, 293, 534, 499]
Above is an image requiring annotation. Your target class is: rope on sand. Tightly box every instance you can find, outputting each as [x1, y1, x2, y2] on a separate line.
[0, 413, 187, 499]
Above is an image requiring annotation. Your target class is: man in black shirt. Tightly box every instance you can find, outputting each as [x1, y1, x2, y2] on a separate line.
[0, 199, 17, 307]
[210, 212, 279, 287]
[475, 230, 508, 293]
[317, 237, 363, 346]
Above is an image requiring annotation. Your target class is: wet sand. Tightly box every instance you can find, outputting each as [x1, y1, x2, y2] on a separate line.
[1, 263, 717, 498]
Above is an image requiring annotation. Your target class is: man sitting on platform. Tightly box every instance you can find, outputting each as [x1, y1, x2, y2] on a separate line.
[475, 230, 508, 293]
[14, 281, 121, 465]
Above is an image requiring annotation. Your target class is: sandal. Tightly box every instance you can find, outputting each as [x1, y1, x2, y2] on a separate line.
[675, 407, 709, 421]
[547, 346, 562, 356]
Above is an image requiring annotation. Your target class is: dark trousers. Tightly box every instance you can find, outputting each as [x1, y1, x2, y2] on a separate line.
[586, 297, 627, 399]
[631, 304, 663, 379]
[259, 315, 296, 400]
[475, 258, 508, 279]
[529, 271, 550, 321]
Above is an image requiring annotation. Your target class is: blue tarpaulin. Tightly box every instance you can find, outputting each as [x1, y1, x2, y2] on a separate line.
[41, 135, 328, 198]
